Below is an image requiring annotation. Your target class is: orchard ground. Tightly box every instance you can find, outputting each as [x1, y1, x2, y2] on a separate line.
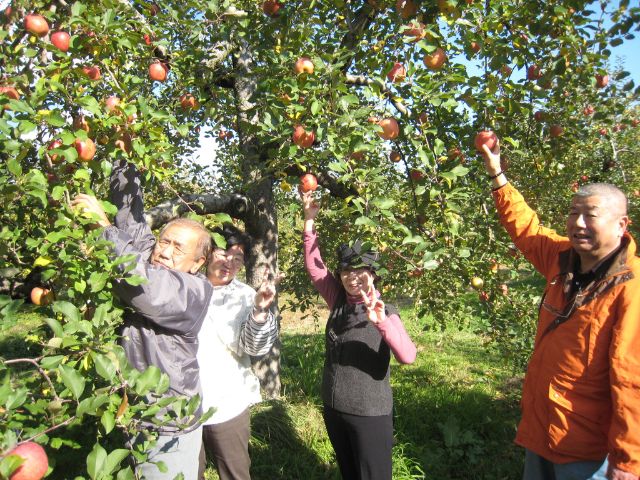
[2, 294, 525, 480]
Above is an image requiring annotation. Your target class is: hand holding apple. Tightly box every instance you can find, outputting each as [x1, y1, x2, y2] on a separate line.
[476, 131, 501, 178]
[300, 189, 320, 222]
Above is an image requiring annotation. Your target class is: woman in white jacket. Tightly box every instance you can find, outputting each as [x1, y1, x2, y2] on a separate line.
[198, 224, 279, 480]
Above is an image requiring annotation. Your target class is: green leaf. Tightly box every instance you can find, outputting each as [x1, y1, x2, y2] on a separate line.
[104, 449, 131, 476]
[101, 410, 115, 434]
[354, 216, 377, 227]
[87, 443, 107, 480]
[134, 365, 162, 395]
[53, 301, 81, 323]
[59, 364, 86, 399]
[123, 275, 148, 287]
[89, 272, 110, 292]
[40, 355, 65, 370]
[92, 352, 117, 381]
[43, 317, 64, 338]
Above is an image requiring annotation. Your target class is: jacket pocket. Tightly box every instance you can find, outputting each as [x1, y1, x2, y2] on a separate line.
[547, 383, 608, 458]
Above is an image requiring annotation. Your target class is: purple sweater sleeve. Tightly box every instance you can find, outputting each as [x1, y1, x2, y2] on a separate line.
[376, 313, 417, 364]
[303, 229, 343, 310]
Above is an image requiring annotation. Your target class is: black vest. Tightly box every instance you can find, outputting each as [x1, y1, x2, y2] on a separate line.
[321, 293, 398, 416]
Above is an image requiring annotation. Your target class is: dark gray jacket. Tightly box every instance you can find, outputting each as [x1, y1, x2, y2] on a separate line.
[102, 160, 214, 434]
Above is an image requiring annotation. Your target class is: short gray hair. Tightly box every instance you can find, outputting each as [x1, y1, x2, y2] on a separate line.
[574, 183, 628, 216]
[159, 218, 212, 259]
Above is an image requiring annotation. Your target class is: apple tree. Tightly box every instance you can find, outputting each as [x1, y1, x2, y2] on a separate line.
[1, 0, 639, 477]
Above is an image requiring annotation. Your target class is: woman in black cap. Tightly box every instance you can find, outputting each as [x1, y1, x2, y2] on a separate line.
[300, 190, 417, 480]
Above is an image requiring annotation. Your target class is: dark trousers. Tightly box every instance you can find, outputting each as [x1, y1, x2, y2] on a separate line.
[323, 405, 393, 480]
[199, 409, 251, 480]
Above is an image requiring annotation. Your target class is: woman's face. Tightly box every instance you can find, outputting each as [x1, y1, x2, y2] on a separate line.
[339, 267, 375, 297]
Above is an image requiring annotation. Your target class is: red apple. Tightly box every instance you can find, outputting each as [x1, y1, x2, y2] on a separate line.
[47, 139, 64, 163]
[402, 22, 425, 42]
[74, 138, 96, 162]
[24, 14, 49, 37]
[478, 291, 489, 302]
[418, 112, 429, 125]
[396, 0, 417, 18]
[595, 74, 609, 89]
[179, 94, 198, 109]
[143, 34, 153, 46]
[527, 64, 542, 80]
[82, 66, 101, 81]
[386, 62, 406, 83]
[148, 3, 160, 16]
[390, 150, 401, 162]
[631, 119, 640, 127]
[500, 65, 512, 76]
[580, 175, 589, 181]
[550, 124, 564, 138]
[409, 169, 425, 181]
[423, 48, 447, 70]
[582, 105, 595, 116]
[300, 173, 318, 192]
[262, 0, 282, 16]
[149, 62, 168, 82]
[294, 57, 314, 75]
[29, 288, 54, 307]
[350, 151, 365, 161]
[50, 31, 70, 52]
[6, 441, 48, 480]
[533, 110, 545, 122]
[448, 147, 464, 161]
[377, 118, 400, 140]
[292, 125, 315, 148]
[470, 41, 481, 53]
[0, 85, 19, 102]
[474, 130, 498, 152]
[598, 127, 608, 136]
[105, 95, 120, 113]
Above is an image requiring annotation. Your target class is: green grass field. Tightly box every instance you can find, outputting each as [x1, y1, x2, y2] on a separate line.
[2, 303, 526, 479]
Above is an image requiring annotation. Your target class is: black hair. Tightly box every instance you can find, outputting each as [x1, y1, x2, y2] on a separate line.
[211, 223, 252, 259]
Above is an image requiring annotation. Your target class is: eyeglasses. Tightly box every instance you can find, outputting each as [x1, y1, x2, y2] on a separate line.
[157, 238, 192, 258]
[212, 249, 245, 267]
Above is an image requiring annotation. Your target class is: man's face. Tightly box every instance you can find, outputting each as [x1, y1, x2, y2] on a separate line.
[151, 225, 206, 274]
[566, 195, 628, 264]
[207, 244, 245, 286]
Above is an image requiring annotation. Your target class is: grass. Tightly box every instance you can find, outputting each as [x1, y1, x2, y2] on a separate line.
[3, 303, 525, 479]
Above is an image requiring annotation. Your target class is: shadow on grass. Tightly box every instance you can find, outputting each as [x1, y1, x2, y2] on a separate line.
[276, 330, 524, 480]
[249, 400, 339, 480]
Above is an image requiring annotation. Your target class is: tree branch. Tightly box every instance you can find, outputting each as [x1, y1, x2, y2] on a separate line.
[144, 193, 252, 229]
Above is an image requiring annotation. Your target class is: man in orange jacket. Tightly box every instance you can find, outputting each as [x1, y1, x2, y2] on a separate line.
[480, 139, 640, 480]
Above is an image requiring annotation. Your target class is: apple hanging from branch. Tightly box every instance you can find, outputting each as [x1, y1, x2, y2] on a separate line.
[292, 125, 315, 148]
[6, 441, 49, 480]
[50, 31, 70, 52]
[24, 14, 49, 37]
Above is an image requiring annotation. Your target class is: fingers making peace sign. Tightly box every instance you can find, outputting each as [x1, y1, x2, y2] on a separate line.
[360, 288, 385, 325]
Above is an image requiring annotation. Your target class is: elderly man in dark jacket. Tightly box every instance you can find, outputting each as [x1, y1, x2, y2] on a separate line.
[73, 159, 213, 480]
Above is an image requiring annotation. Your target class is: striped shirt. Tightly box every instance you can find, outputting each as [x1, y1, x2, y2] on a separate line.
[198, 278, 278, 424]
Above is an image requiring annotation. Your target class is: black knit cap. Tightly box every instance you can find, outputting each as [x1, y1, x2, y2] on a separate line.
[336, 239, 379, 272]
